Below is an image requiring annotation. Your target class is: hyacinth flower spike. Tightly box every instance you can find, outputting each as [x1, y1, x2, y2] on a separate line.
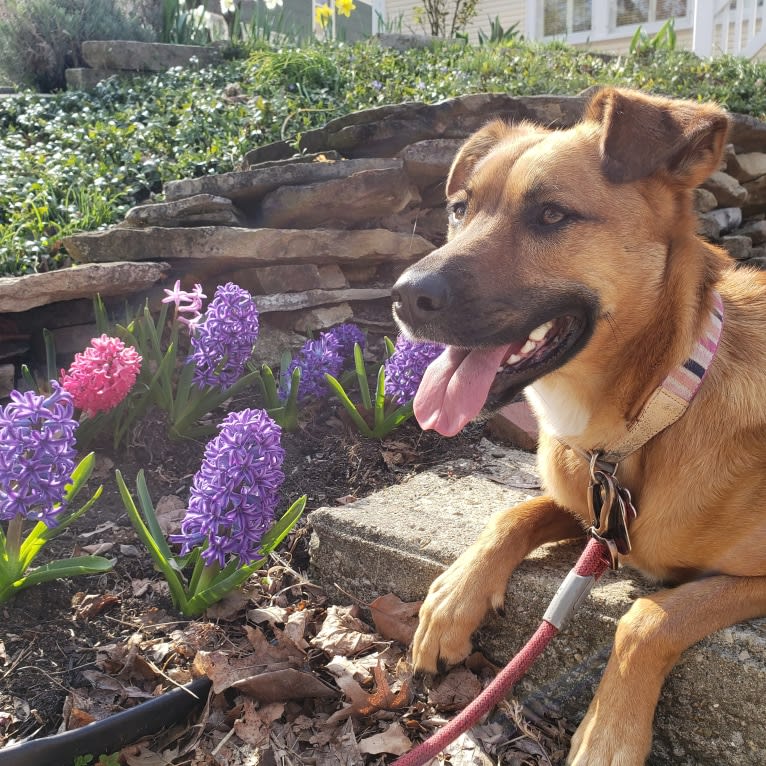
[112, 282, 264, 442]
[0, 384, 111, 603]
[254, 323, 364, 431]
[116, 409, 306, 617]
[325, 336, 444, 439]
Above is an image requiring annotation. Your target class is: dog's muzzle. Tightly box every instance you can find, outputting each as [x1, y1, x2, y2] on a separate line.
[391, 269, 452, 332]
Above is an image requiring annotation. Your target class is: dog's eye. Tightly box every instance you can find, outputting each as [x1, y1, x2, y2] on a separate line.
[448, 200, 468, 226]
[538, 205, 567, 226]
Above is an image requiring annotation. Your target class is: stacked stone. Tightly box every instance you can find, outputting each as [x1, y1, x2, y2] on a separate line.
[2, 92, 766, 397]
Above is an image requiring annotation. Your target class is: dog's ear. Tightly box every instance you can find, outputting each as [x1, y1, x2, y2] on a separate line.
[587, 87, 729, 187]
[446, 120, 544, 196]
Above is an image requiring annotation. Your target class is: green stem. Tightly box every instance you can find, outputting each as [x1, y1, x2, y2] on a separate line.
[5, 517, 24, 563]
[192, 561, 221, 598]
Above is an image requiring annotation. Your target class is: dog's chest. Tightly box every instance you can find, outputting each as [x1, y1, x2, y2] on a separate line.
[525, 379, 591, 439]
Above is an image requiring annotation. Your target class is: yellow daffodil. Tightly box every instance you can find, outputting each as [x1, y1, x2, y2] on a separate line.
[336, 0, 356, 17]
[314, 3, 332, 28]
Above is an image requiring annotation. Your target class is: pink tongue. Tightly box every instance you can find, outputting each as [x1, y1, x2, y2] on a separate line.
[414, 345, 513, 437]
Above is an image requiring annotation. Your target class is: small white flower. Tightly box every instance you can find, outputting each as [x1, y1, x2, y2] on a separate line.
[220, 0, 236, 13]
[264, 0, 283, 9]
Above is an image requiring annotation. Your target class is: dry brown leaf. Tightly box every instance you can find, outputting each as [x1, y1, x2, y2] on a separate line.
[325, 655, 370, 711]
[81, 669, 154, 700]
[233, 699, 284, 747]
[193, 650, 275, 694]
[284, 609, 311, 650]
[80, 541, 114, 555]
[369, 593, 422, 645]
[311, 605, 378, 655]
[233, 668, 338, 702]
[428, 666, 482, 711]
[72, 592, 120, 621]
[154, 494, 187, 536]
[131, 578, 152, 598]
[204, 588, 251, 621]
[358, 722, 413, 755]
[247, 605, 289, 626]
[245, 624, 305, 664]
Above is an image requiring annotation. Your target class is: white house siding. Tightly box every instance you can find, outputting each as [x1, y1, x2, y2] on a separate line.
[382, 0, 527, 41]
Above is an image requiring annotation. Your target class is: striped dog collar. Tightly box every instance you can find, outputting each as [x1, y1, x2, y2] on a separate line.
[584, 289, 724, 466]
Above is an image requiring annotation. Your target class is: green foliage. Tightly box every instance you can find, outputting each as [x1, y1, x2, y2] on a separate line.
[72, 755, 120, 766]
[630, 18, 677, 56]
[253, 356, 302, 432]
[0, 453, 112, 604]
[324, 339, 415, 439]
[0, 0, 154, 92]
[116, 469, 306, 617]
[161, 0, 209, 44]
[477, 18, 521, 46]
[3, 38, 766, 276]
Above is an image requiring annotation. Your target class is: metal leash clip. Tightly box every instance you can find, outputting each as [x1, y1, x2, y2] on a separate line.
[586, 452, 637, 569]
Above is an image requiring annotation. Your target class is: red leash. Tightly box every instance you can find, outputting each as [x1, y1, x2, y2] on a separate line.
[393, 538, 612, 766]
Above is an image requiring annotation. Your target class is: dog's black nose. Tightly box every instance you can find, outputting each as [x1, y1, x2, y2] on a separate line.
[392, 270, 451, 329]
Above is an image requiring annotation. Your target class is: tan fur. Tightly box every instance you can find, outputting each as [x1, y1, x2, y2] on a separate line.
[406, 88, 766, 765]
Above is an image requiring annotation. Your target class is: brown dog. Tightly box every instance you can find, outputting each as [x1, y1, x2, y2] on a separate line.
[391, 87, 766, 765]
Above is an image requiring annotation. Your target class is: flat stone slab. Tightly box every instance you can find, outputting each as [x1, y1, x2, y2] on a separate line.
[0, 261, 169, 313]
[81, 41, 220, 72]
[63, 227, 433, 267]
[309, 441, 766, 765]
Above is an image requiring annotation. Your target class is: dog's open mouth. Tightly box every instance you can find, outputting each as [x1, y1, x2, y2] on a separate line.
[414, 314, 587, 437]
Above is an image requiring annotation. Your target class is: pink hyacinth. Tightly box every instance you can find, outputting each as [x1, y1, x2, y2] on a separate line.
[60, 335, 142, 417]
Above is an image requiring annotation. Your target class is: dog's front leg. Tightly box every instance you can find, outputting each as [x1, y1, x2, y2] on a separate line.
[568, 574, 766, 766]
[412, 496, 583, 672]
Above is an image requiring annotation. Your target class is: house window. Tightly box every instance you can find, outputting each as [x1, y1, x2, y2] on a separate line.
[543, 0, 592, 36]
[615, 0, 687, 27]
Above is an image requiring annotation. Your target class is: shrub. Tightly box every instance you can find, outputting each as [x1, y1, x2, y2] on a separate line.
[0, 0, 154, 92]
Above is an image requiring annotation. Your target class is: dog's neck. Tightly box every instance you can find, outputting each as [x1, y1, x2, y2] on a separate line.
[527, 287, 724, 462]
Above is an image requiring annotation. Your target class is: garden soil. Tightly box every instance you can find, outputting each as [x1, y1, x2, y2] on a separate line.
[0, 399, 572, 765]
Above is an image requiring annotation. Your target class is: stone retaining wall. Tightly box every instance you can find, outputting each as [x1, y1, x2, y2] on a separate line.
[2, 91, 766, 396]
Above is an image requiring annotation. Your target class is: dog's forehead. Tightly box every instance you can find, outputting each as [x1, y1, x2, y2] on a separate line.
[472, 124, 603, 200]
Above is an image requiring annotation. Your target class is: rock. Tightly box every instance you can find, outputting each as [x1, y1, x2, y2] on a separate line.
[692, 188, 718, 213]
[164, 158, 403, 214]
[80, 41, 220, 72]
[721, 235, 753, 261]
[257, 168, 421, 228]
[374, 33, 444, 50]
[256, 288, 391, 313]
[381, 207, 449, 246]
[63, 226, 433, 269]
[51, 323, 100, 359]
[700, 207, 742, 236]
[728, 111, 766, 153]
[248, 323, 306, 368]
[727, 152, 766, 183]
[0, 364, 14, 398]
[317, 265, 348, 290]
[241, 149, 342, 171]
[124, 194, 245, 227]
[256, 264, 347, 293]
[398, 139, 464, 189]
[65, 68, 126, 91]
[294, 304, 354, 331]
[246, 94, 587, 164]
[0, 262, 169, 313]
[735, 220, 766, 245]
[742, 174, 766, 210]
[700, 171, 749, 207]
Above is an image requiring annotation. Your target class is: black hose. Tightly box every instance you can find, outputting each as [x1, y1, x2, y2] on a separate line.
[0, 677, 212, 766]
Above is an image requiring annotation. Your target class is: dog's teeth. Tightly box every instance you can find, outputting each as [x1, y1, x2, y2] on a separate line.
[497, 367, 504, 373]
[529, 321, 553, 341]
[521, 340, 536, 354]
[507, 353, 521, 364]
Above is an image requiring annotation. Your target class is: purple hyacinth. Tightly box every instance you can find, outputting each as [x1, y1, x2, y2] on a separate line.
[0, 383, 78, 526]
[171, 409, 285, 567]
[384, 336, 445, 405]
[327, 323, 365, 358]
[282, 323, 364, 403]
[189, 283, 259, 390]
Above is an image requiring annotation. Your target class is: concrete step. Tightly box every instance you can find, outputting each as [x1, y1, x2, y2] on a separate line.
[309, 440, 766, 765]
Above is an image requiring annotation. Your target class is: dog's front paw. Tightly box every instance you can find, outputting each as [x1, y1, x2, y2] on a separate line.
[412, 551, 507, 673]
[567, 703, 652, 766]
